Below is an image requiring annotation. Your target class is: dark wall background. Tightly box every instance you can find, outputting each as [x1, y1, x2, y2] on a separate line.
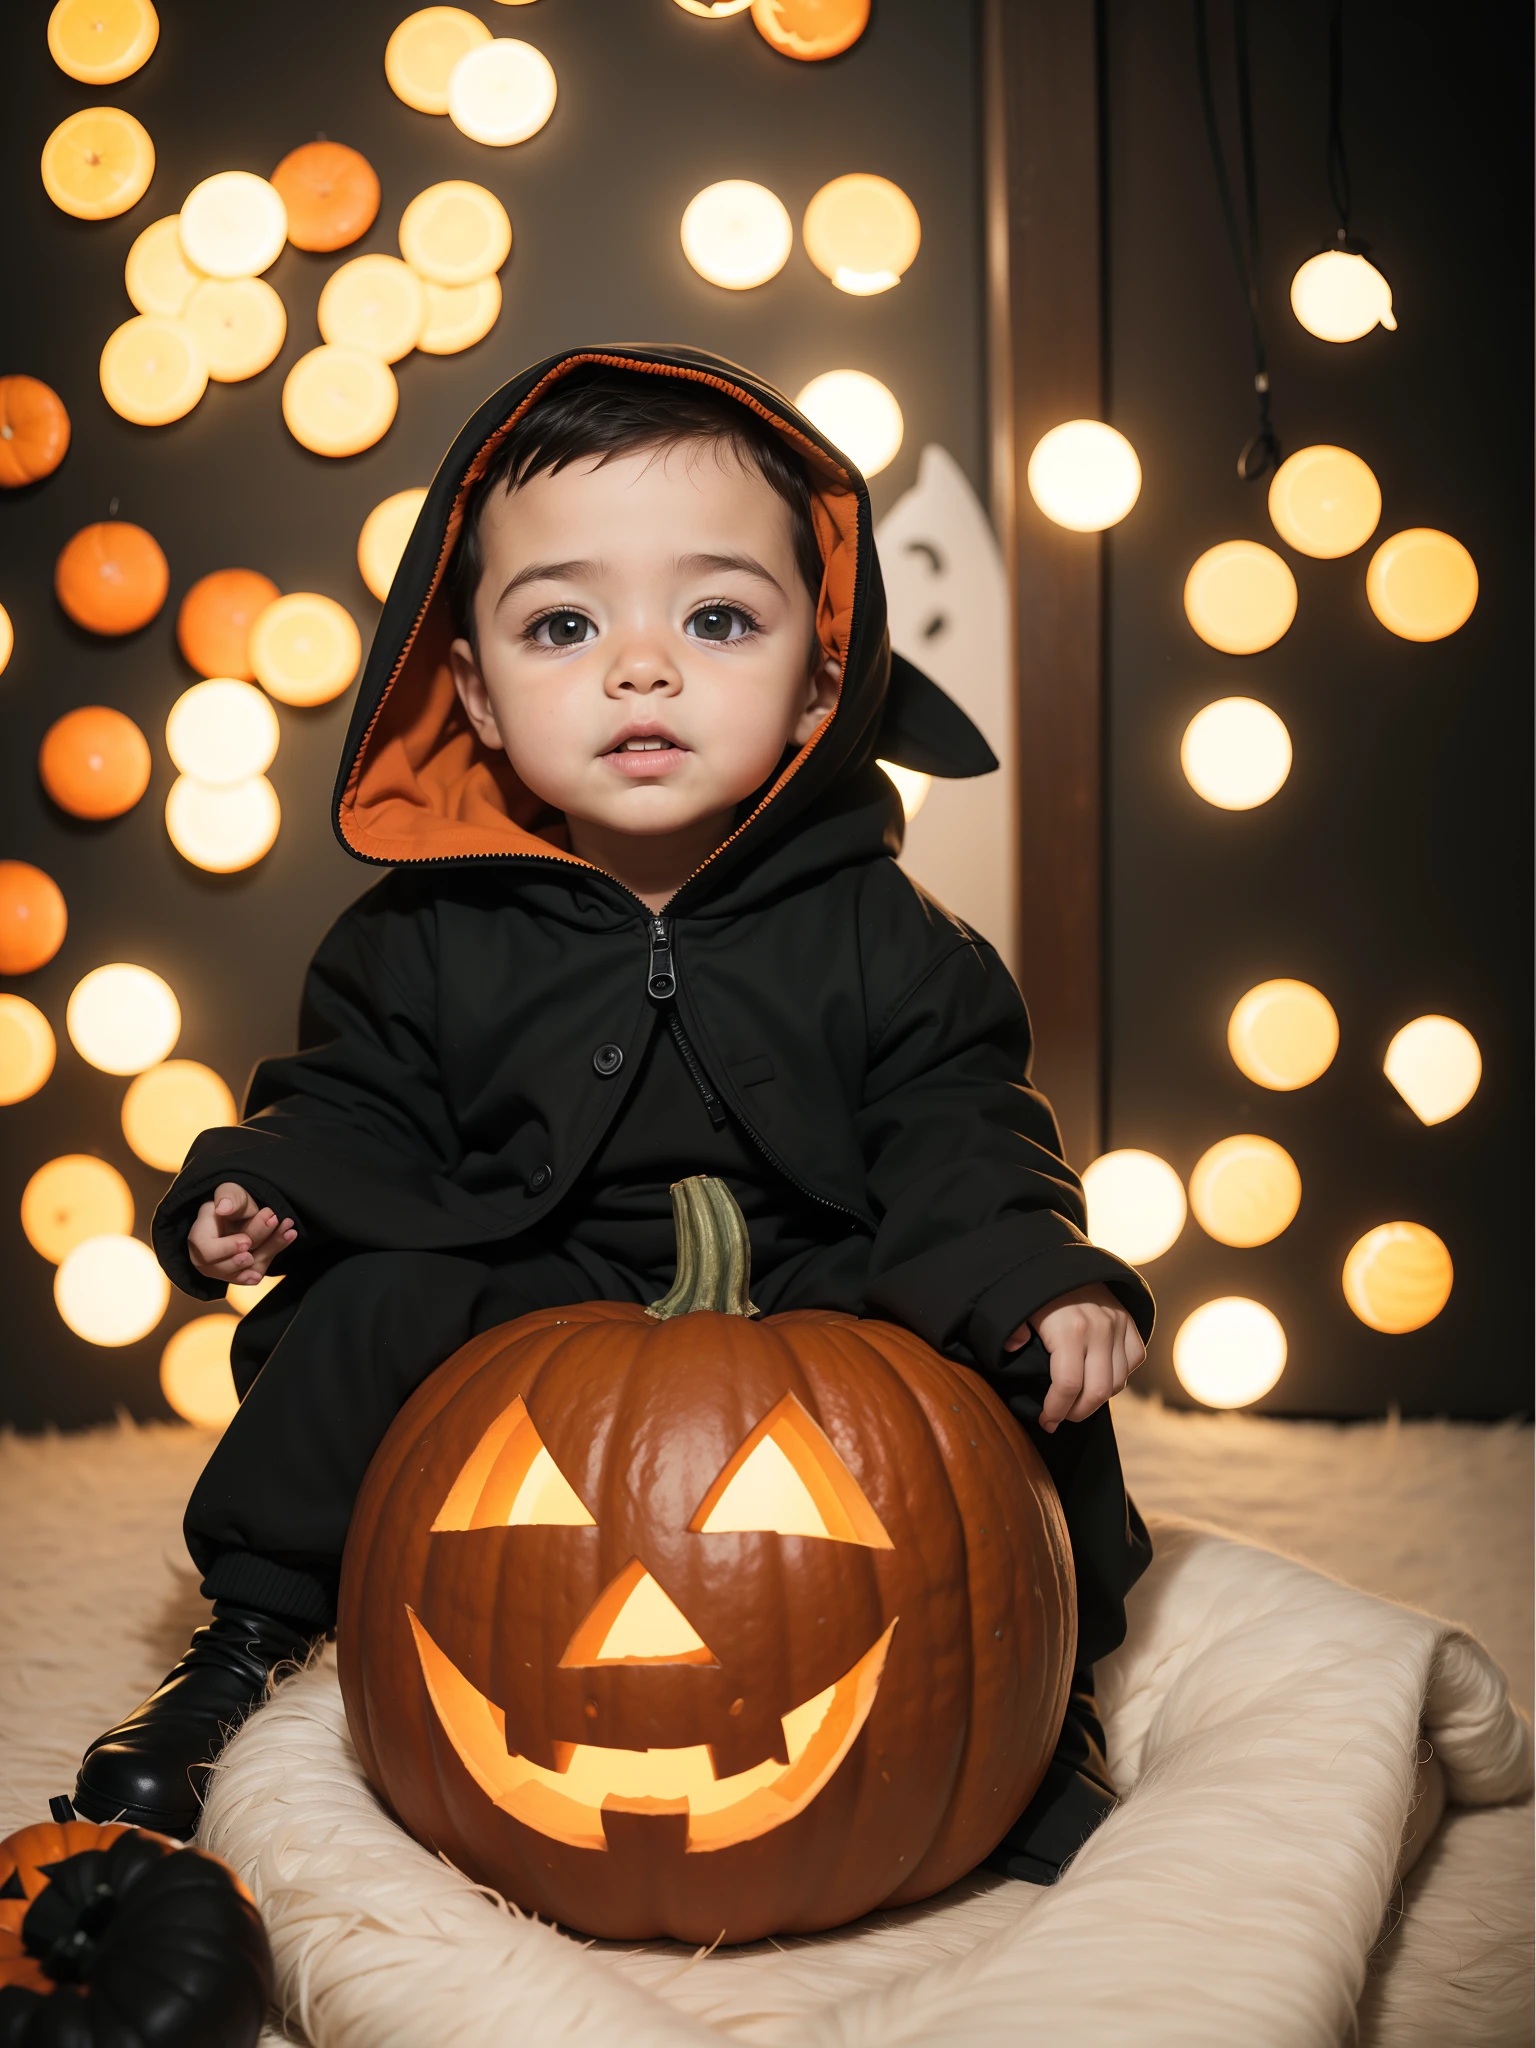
[0, 0, 985, 1430]
[1102, 0, 1533, 1415]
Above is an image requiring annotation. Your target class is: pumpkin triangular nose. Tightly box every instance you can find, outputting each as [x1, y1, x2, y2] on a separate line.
[559, 1558, 716, 1667]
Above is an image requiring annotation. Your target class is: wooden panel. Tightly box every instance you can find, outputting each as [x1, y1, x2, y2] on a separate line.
[983, 0, 1105, 1167]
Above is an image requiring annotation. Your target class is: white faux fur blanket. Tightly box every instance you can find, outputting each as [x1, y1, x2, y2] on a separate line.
[200, 1514, 1531, 2048]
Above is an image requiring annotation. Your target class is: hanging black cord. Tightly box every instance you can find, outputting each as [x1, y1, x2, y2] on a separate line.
[1193, 0, 1281, 481]
[1325, 0, 1352, 240]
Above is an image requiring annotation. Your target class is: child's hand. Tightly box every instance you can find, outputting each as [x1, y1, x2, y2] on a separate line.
[1004, 1283, 1145, 1434]
[188, 1182, 297, 1286]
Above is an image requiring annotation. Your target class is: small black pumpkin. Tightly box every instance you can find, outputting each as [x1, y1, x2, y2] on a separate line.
[0, 1820, 271, 2046]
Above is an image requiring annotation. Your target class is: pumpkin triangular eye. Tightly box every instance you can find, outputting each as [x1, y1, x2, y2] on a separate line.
[432, 1395, 595, 1532]
[689, 1394, 893, 1548]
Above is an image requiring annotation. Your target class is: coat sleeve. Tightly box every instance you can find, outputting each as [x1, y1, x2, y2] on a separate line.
[854, 901, 1154, 1379]
[152, 883, 468, 1299]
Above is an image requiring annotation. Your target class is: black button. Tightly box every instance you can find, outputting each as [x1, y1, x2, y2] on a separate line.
[592, 1042, 624, 1076]
[527, 1165, 553, 1193]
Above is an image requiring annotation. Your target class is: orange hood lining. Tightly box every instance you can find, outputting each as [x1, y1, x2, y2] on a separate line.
[337, 353, 863, 870]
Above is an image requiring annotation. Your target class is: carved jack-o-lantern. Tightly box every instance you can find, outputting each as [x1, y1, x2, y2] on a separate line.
[339, 1179, 1075, 1943]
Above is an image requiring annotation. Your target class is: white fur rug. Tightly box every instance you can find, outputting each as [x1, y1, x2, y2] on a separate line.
[2, 1398, 1530, 2047]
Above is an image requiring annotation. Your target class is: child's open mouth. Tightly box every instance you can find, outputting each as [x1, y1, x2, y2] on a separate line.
[603, 728, 690, 776]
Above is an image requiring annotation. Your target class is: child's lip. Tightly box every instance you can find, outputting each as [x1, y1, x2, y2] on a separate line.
[602, 726, 688, 757]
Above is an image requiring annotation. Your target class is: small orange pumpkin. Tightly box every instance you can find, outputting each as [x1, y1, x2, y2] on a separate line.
[55, 521, 169, 636]
[751, 0, 869, 61]
[0, 1818, 271, 2040]
[271, 140, 381, 252]
[0, 376, 71, 488]
[0, 861, 68, 974]
[39, 706, 152, 819]
[340, 1177, 1075, 1945]
[177, 566, 282, 679]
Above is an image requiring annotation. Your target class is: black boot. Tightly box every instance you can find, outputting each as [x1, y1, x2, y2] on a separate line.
[72, 1603, 322, 1838]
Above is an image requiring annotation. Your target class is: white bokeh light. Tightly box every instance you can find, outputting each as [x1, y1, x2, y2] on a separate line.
[680, 180, 793, 290]
[1383, 1016, 1481, 1125]
[794, 370, 903, 478]
[1082, 1149, 1187, 1264]
[1181, 697, 1292, 810]
[1026, 420, 1142, 532]
[1173, 1297, 1288, 1408]
[67, 964, 180, 1075]
[55, 1234, 170, 1346]
[1290, 249, 1396, 343]
[165, 679, 279, 787]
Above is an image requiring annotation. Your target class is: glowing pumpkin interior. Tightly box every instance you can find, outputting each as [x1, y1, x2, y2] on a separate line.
[412, 1389, 898, 1851]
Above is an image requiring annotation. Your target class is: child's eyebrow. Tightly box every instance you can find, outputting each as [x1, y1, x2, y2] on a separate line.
[675, 551, 787, 597]
[494, 559, 598, 608]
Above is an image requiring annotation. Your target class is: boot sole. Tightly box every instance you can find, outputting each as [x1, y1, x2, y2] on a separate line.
[71, 1776, 199, 1841]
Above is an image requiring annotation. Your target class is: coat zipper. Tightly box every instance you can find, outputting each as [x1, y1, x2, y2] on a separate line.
[645, 917, 866, 1230]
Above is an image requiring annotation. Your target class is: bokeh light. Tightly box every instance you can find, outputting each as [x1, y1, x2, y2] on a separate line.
[124, 214, 202, 318]
[249, 592, 361, 705]
[281, 344, 398, 458]
[166, 679, 280, 786]
[0, 861, 67, 975]
[1184, 540, 1298, 655]
[1188, 1135, 1301, 1247]
[21, 1156, 134, 1263]
[160, 1312, 241, 1427]
[447, 37, 557, 144]
[1365, 529, 1478, 642]
[100, 314, 208, 425]
[751, 0, 869, 60]
[165, 774, 281, 872]
[1081, 1148, 1187, 1263]
[228, 1273, 282, 1316]
[1027, 421, 1142, 532]
[0, 997, 56, 1105]
[1290, 249, 1396, 343]
[386, 7, 491, 116]
[681, 180, 793, 290]
[39, 706, 152, 820]
[794, 370, 903, 478]
[40, 106, 154, 220]
[358, 488, 429, 601]
[121, 1059, 237, 1171]
[67, 963, 180, 1075]
[418, 273, 501, 354]
[1267, 444, 1381, 558]
[177, 171, 288, 279]
[317, 255, 426, 363]
[1180, 697, 1292, 810]
[1383, 1015, 1482, 1125]
[1172, 1297, 1288, 1408]
[183, 276, 287, 383]
[1343, 1222, 1453, 1333]
[1227, 978, 1338, 1091]
[177, 567, 281, 680]
[55, 1234, 169, 1346]
[802, 173, 920, 295]
[876, 760, 931, 822]
[0, 603, 11, 676]
[48, 0, 160, 85]
[398, 180, 511, 285]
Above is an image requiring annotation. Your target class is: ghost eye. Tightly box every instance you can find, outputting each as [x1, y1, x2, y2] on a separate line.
[689, 1394, 893, 1548]
[432, 1396, 595, 1532]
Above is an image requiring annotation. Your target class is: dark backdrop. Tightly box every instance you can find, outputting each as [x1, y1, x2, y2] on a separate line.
[1102, 0, 1532, 1416]
[0, 0, 985, 1429]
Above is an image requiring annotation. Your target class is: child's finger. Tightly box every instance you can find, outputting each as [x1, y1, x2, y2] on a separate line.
[1067, 1334, 1115, 1421]
[1038, 1348, 1085, 1433]
[243, 1208, 279, 1248]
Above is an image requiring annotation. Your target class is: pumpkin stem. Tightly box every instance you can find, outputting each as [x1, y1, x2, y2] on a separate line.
[646, 1176, 759, 1320]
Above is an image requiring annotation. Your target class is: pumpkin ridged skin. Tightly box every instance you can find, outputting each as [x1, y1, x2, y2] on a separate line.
[339, 1302, 1075, 1944]
[0, 378, 71, 489]
[0, 1822, 271, 2044]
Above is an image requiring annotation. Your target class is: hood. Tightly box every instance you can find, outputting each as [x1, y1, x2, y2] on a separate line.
[332, 343, 996, 900]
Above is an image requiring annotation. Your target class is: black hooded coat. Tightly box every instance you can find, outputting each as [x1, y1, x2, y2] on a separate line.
[153, 343, 1154, 1679]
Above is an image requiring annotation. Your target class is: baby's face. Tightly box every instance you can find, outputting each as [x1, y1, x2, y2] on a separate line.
[449, 441, 837, 852]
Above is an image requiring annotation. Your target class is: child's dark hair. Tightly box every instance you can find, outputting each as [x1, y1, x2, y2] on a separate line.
[448, 366, 824, 654]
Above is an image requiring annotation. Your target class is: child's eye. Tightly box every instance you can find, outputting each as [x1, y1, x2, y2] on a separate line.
[530, 610, 594, 647]
[687, 604, 758, 643]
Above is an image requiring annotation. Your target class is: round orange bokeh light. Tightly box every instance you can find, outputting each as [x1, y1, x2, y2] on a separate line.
[750, 0, 868, 60]
[55, 520, 169, 636]
[39, 706, 152, 820]
[0, 861, 67, 974]
[176, 567, 281, 681]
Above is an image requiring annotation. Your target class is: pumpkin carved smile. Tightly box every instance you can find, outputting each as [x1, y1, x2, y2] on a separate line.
[408, 1606, 896, 1852]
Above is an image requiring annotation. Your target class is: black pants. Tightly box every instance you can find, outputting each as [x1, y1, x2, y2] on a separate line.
[188, 1243, 1123, 1881]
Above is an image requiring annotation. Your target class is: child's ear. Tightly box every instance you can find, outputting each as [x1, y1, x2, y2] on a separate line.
[449, 637, 506, 752]
[791, 644, 840, 746]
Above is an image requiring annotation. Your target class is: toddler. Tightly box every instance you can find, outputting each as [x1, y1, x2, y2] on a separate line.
[74, 346, 1152, 1889]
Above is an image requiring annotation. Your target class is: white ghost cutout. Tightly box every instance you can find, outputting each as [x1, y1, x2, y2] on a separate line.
[875, 444, 1017, 974]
